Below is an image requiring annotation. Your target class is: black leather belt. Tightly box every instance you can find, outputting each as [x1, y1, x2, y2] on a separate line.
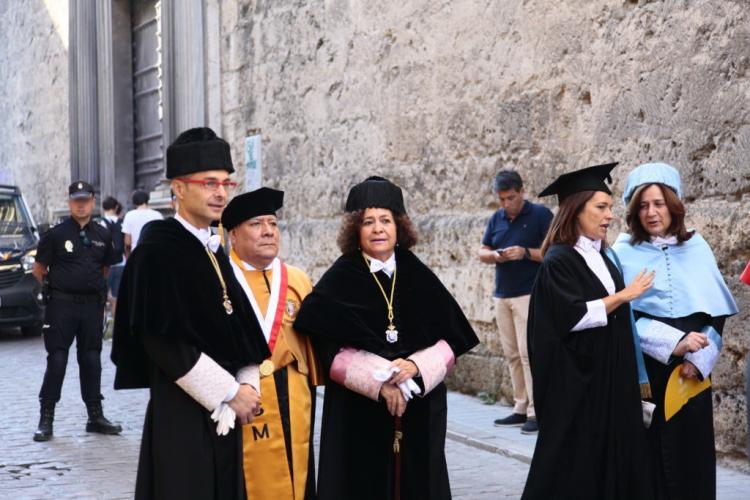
[49, 290, 102, 304]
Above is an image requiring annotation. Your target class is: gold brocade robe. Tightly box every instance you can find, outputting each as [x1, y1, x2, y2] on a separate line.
[231, 251, 322, 500]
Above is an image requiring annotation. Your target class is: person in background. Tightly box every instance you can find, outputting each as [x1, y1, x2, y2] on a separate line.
[122, 189, 162, 257]
[100, 196, 125, 319]
[523, 163, 655, 499]
[613, 163, 738, 499]
[740, 261, 750, 460]
[478, 170, 552, 434]
[32, 181, 122, 442]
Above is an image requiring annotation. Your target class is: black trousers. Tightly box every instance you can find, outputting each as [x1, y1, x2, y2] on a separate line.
[38, 297, 105, 404]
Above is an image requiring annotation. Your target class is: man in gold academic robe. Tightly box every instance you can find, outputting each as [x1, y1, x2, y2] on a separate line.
[222, 187, 322, 500]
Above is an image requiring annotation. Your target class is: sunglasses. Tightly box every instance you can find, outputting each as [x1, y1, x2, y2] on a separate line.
[79, 229, 92, 248]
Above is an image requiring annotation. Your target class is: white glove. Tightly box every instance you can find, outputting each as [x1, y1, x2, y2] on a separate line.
[372, 366, 422, 401]
[210, 403, 237, 436]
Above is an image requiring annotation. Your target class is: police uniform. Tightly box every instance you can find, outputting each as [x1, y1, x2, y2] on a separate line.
[33, 181, 122, 442]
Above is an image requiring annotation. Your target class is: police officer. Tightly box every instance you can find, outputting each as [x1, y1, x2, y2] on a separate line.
[32, 181, 122, 441]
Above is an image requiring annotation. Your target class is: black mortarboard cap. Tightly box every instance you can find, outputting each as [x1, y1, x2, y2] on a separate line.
[222, 187, 284, 230]
[538, 162, 618, 203]
[166, 127, 234, 179]
[345, 176, 406, 215]
[68, 180, 95, 199]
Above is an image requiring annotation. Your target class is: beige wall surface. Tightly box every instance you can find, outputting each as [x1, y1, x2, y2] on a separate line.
[0, 1, 70, 222]
[219, 0, 750, 461]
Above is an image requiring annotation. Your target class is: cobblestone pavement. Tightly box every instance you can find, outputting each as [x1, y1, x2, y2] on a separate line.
[1, 332, 748, 499]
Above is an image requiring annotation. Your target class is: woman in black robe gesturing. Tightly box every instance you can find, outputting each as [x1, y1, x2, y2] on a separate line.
[523, 163, 656, 499]
[294, 177, 478, 500]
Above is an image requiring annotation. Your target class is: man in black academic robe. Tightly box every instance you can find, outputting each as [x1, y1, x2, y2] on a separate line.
[111, 128, 270, 500]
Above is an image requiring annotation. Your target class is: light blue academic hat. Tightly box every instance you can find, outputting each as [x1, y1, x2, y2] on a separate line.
[622, 162, 682, 204]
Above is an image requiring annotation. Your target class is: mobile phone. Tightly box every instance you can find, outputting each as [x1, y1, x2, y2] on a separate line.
[495, 248, 505, 254]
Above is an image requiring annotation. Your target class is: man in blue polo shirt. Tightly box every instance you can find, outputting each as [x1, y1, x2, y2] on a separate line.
[479, 170, 553, 434]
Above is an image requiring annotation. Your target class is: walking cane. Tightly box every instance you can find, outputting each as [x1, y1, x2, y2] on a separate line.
[393, 416, 403, 500]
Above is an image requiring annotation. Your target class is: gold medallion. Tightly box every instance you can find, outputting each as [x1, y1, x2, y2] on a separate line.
[259, 359, 275, 377]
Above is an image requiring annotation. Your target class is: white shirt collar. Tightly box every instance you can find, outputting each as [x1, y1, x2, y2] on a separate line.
[174, 214, 221, 252]
[364, 252, 397, 278]
[239, 257, 276, 272]
[651, 235, 678, 246]
[575, 235, 602, 253]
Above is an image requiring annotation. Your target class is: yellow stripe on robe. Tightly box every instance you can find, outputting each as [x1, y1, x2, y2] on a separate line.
[232, 253, 322, 500]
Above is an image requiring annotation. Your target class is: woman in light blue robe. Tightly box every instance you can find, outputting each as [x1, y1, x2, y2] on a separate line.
[613, 163, 738, 500]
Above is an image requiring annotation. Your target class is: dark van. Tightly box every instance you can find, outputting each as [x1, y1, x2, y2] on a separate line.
[0, 185, 44, 336]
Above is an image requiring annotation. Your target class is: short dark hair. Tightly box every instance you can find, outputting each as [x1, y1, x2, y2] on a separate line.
[494, 170, 523, 192]
[102, 196, 119, 211]
[625, 183, 691, 245]
[336, 209, 419, 254]
[132, 190, 150, 206]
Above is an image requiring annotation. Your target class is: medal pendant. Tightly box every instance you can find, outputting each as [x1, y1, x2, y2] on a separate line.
[385, 325, 399, 343]
[259, 359, 275, 377]
[223, 298, 234, 315]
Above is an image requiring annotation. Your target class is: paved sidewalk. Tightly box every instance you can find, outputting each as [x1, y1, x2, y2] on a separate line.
[1, 333, 748, 499]
[445, 391, 750, 499]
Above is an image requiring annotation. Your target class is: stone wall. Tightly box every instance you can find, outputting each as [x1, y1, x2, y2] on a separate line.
[0, 1, 70, 222]
[223, 0, 750, 459]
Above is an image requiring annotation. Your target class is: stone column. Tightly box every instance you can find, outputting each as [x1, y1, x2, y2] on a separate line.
[161, 0, 206, 144]
[96, 1, 115, 197]
[68, 0, 99, 186]
[97, 0, 135, 202]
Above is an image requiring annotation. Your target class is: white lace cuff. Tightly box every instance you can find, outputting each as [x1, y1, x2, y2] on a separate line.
[175, 353, 238, 411]
[236, 364, 261, 396]
[684, 326, 722, 379]
[571, 299, 607, 332]
[636, 317, 684, 364]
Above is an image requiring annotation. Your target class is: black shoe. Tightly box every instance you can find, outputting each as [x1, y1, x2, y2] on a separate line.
[33, 401, 55, 442]
[493, 413, 527, 427]
[520, 418, 538, 434]
[85, 402, 122, 435]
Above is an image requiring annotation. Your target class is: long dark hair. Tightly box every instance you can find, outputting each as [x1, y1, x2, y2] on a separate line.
[625, 183, 691, 245]
[336, 209, 419, 254]
[540, 191, 599, 256]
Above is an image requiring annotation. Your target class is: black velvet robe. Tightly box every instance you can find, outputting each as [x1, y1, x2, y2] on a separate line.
[293, 248, 479, 500]
[636, 311, 726, 500]
[523, 244, 654, 500]
[111, 218, 270, 500]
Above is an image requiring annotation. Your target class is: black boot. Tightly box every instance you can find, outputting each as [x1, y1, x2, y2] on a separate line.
[85, 402, 122, 435]
[33, 401, 55, 442]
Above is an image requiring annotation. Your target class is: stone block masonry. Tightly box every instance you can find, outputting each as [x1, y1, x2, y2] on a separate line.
[219, 0, 750, 462]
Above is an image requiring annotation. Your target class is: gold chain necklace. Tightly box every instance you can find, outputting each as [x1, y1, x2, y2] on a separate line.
[363, 254, 399, 343]
[206, 247, 233, 315]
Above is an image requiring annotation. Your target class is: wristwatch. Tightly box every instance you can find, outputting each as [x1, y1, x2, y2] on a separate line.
[524, 247, 531, 259]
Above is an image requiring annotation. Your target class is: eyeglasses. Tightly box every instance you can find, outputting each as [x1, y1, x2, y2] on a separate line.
[177, 178, 238, 192]
[79, 229, 91, 248]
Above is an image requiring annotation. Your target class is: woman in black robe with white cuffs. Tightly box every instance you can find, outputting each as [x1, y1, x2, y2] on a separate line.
[523, 163, 656, 500]
[294, 176, 479, 500]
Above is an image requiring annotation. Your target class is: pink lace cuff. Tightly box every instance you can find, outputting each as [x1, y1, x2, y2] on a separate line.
[408, 340, 455, 395]
[330, 348, 389, 401]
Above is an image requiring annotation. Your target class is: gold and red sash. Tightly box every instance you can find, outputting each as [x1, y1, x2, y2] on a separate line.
[229, 253, 288, 350]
